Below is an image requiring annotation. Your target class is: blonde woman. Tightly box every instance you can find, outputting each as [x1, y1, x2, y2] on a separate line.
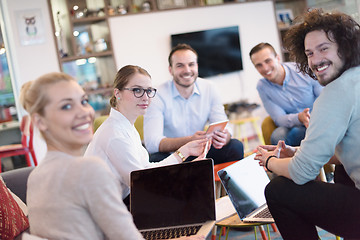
[21, 72, 204, 240]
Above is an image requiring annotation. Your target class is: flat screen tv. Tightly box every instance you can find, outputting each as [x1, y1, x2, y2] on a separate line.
[171, 26, 243, 78]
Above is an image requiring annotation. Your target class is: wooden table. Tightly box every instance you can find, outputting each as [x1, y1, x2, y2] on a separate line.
[215, 213, 273, 240]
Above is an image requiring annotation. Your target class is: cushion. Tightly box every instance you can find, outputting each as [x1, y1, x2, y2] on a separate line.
[0, 175, 28, 216]
[0, 176, 29, 240]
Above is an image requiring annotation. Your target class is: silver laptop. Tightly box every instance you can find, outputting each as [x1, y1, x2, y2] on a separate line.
[217, 153, 274, 223]
[130, 159, 216, 239]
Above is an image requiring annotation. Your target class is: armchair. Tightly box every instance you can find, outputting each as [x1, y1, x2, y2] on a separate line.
[261, 116, 277, 145]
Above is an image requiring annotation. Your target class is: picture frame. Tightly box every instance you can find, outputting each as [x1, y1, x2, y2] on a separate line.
[157, 0, 187, 10]
[16, 8, 46, 46]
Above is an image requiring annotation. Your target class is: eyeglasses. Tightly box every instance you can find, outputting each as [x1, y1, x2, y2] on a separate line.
[123, 87, 157, 98]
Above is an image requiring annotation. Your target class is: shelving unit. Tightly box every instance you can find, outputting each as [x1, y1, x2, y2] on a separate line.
[48, 0, 116, 112]
[274, 0, 308, 61]
[49, 0, 209, 112]
[47, 0, 248, 92]
[48, 0, 293, 111]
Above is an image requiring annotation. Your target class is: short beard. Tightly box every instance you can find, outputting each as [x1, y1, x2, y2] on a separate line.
[173, 75, 198, 88]
[318, 66, 346, 86]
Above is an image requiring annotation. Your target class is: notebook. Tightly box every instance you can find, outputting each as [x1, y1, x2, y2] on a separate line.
[217, 153, 274, 223]
[130, 159, 216, 239]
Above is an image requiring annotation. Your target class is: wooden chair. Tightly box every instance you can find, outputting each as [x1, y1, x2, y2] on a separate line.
[0, 115, 37, 172]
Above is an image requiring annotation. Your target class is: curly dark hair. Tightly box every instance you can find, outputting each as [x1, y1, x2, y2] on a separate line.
[284, 8, 360, 79]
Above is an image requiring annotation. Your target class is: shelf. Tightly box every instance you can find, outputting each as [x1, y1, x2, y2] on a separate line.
[60, 50, 113, 62]
[71, 15, 107, 24]
[85, 87, 113, 96]
[274, 0, 307, 61]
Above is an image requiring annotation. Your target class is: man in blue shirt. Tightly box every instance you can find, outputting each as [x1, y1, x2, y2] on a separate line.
[250, 42, 323, 146]
[144, 43, 244, 164]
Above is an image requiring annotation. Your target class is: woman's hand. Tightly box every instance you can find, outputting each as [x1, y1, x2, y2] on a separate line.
[193, 139, 212, 160]
[179, 138, 208, 159]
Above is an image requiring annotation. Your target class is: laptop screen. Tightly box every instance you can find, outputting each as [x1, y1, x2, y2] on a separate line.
[217, 153, 270, 219]
[130, 159, 216, 230]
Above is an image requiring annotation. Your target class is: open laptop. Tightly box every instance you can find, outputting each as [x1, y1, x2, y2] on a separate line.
[130, 159, 216, 239]
[217, 153, 274, 223]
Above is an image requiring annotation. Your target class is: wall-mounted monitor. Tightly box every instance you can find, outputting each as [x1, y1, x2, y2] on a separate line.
[171, 26, 243, 78]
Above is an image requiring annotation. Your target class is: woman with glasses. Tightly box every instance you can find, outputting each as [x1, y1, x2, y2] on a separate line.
[85, 65, 207, 206]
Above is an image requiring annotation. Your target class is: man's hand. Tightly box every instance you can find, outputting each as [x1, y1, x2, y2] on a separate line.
[211, 129, 231, 149]
[258, 140, 297, 158]
[298, 108, 310, 128]
[191, 131, 207, 141]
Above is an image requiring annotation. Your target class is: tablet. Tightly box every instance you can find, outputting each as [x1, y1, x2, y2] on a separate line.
[205, 120, 229, 135]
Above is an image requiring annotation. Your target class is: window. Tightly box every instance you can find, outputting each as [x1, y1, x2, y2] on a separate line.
[0, 28, 17, 123]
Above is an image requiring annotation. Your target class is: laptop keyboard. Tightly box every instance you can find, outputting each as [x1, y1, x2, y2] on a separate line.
[253, 207, 272, 219]
[141, 225, 202, 240]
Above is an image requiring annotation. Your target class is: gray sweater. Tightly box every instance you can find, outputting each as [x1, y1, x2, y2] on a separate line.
[27, 151, 144, 240]
[289, 66, 360, 189]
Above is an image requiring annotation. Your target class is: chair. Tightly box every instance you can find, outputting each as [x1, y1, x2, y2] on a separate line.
[93, 115, 144, 142]
[0, 115, 37, 172]
[261, 116, 277, 146]
[213, 161, 239, 199]
[134, 115, 144, 141]
[229, 116, 265, 154]
[93, 115, 109, 132]
[1, 166, 34, 204]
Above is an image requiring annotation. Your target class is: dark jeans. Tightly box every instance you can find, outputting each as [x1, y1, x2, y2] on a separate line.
[149, 138, 244, 165]
[265, 170, 360, 240]
[271, 126, 306, 146]
[334, 164, 355, 187]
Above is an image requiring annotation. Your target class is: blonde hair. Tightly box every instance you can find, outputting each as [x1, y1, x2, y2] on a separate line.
[110, 65, 151, 108]
[20, 72, 76, 116]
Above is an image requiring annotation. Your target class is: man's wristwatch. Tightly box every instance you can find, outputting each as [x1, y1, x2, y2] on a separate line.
[175, 150, 186, 162]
